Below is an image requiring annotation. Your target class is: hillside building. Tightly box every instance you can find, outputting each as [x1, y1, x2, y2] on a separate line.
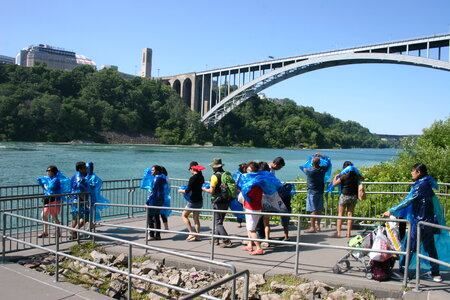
[16, 44, 96, 71]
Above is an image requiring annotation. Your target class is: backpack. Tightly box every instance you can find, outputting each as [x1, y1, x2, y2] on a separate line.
[370, 257, 395, 281]
[214, 171, 237, 203]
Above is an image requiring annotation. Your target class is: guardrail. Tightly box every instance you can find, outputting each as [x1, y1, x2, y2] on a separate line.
[414, 221, 450, 291]
[94, 203, 412, 287]
[1, 212, 249, 300]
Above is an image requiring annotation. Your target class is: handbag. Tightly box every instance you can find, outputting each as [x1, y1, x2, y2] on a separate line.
[358, 183, 366, 200]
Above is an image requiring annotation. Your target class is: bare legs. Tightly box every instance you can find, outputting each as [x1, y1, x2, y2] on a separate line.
[182, 209, 201, 240]
[305, 211, 321, 233]
[335, 204, 355, 237]
[40, 211, 60, 237]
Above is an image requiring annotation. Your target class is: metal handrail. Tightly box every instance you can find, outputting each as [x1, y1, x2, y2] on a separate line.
[414, 221, 450, 291]
[1, 212, 249, 300]
[94, 202, 412, 287]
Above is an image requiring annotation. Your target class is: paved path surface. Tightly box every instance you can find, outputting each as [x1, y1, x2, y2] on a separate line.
[2, 215, 449, 299]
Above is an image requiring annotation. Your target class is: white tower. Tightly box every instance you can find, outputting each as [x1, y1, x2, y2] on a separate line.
[140, 48, 152, 78]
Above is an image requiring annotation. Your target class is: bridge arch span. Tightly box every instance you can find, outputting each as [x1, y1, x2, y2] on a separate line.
[182, 78, 192, 107]
[172, 80, 181, 95]
[201, 53, 450, 125]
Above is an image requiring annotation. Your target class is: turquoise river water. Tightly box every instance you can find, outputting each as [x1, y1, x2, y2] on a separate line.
[0, 142, 399, 186]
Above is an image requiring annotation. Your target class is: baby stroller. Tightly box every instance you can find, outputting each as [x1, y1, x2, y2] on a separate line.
[332, 229, 374, 278]
[333, 222, 400, 280]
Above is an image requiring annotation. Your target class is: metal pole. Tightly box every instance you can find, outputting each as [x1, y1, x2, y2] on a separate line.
[128, 244, 132, 299]
[128, 180, 132, 218]
[414, 224, 422, 291]
[403, 220, 412, 287]
[294, 216, 301, 275]
[2, 214, 6, 263]
[55, 224, 60, 282]
[210, 210, 216, 261]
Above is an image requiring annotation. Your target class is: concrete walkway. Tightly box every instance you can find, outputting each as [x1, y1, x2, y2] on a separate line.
[2, 214, 449, 299]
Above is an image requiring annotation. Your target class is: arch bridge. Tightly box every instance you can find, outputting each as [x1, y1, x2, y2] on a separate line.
[161, 34, 450, 125]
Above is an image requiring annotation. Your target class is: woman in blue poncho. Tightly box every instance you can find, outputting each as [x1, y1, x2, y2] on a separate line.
[382, 163, 443, 283]
[37, 165, 62, 238]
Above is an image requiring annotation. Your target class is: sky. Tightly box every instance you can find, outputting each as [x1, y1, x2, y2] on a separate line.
[1, 0, 449, 135]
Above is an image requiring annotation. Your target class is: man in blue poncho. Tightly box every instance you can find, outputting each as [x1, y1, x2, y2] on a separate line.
[70, 161, 90, 239]
[300, 153, 331, 233]
[382, 163, 443, 282]
[146, 165, 167, 240]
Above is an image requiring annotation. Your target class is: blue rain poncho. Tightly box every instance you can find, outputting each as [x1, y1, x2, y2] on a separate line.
[70, 171, 90, 217]
[37, 171, 71, 201]
[141, 168, 171, 216]
[239, 171, 283, 203]
[179, 183, 210, 202]
[230, 170, 244, 218]
[86, 162, 110, 221]
[390, 176, 449, 271]
[326, 164, 362, 193]
[299, 154, 332, 183]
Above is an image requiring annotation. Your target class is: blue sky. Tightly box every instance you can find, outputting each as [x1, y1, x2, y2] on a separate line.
[1, 0, 449, 135]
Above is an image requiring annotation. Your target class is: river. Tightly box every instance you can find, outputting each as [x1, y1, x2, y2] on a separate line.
[0, 142, 399, 186]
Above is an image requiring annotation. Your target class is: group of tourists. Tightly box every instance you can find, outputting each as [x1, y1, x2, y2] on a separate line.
[37, 161, 108, 239]
[142, 155, 446, 281]
[37, 154, 446, 282]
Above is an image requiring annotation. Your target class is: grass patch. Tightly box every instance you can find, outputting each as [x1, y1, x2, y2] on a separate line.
[69, 241, 105, 259]
[261, 274, 308, 293]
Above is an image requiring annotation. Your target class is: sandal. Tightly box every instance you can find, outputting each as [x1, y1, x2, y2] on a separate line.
[331, 232, 341, 238]
[250, 249, 264, 255]
[304, 228, 316, 233]
[38, 232, 48, 238]
[242, 245, 253, 251]
[315, 226, 321, 232]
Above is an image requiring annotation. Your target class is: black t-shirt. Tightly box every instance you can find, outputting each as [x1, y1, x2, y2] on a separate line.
[185, 173, 205, 202]
[340, 171, 359, 196]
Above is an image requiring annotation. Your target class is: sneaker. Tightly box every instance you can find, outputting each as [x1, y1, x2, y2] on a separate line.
[425, 273, 443, 283]
[219, 241, 232, 248]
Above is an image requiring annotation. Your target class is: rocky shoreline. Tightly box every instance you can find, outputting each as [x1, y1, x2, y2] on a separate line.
[99, 131, 161, 145]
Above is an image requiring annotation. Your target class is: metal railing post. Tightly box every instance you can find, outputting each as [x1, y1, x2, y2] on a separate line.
[414, 224, 422, 291]
[403, 220, 412, 287]
[210, 210, 216, 261]
[2, 214, 6, 263]
[55, 223, 60, 282]
[128, 244, 132, 299]
[294, 215, 301, 275]
[128, 180, 132, 218]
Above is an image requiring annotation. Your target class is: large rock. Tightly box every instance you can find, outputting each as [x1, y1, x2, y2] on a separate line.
[90, 250, 113, 264]
[106, 279, 127, 298]
[113, 253, 128, 266]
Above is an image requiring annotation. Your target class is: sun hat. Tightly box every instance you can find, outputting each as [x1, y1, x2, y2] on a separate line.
[209, 158, 224, 168]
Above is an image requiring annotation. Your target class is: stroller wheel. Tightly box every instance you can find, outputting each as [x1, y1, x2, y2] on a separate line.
[365, 272, 373, 280]
[332, 265, 341, 274]
[339, 260, 350, 269]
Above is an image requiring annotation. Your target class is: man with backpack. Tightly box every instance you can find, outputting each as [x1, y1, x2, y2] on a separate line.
[203, 158, 236, 248]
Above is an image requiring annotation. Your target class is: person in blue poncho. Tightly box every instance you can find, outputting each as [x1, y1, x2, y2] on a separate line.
[232, 163, 247, 228]
[300, 153, 332, 233]
[382, 163, 443, 283]
[179, 161, 205, 241]
[86, 162, 109, 223]
[146, 165, 167, 240]
[70, 161, 90, 239]
[160, 166, 171, 231]
[37, 165, 62, 238]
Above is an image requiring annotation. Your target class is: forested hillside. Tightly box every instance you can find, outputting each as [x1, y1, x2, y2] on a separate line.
[0, 64, 391, 148]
